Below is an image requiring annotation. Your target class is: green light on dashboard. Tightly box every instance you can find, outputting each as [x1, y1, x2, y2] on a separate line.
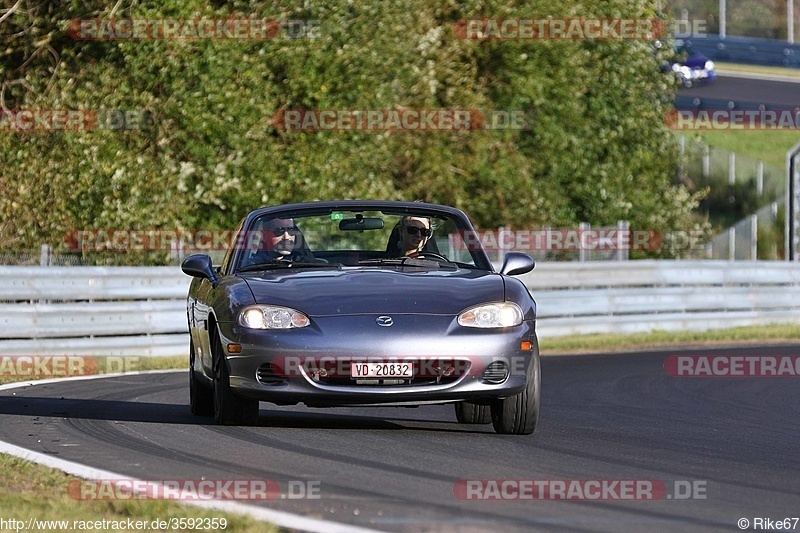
[330, 213, 345, 220]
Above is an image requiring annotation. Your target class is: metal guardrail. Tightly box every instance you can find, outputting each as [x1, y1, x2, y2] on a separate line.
[1, 261, 799, 355]
[522, 261, 800, 337]
[685, 35, 800, 68]
[0, 267, 189, 356]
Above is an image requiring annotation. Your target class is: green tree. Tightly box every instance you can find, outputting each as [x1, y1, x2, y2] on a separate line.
[1, 0, 701, 262]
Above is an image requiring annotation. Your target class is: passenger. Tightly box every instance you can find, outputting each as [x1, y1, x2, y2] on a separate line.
[387, 216, 432, 257]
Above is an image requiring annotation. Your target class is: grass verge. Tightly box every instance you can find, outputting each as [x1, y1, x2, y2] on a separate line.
[680, 129, 800, 170]
[0, 453, 273, 533]
[715, 62, 800, 79]
[540, 323, 800, 354]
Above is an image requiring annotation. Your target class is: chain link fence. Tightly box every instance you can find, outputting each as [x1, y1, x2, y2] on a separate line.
[680, 135, 785, 259]
[707, 201, 783, 260]
[680, 136, 784, 201]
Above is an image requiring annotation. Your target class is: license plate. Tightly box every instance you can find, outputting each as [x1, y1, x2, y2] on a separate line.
[350, 362, 414, 378]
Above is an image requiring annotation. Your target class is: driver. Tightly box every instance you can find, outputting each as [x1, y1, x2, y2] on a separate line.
[389, 216, 432, 257]
[247, 217, 315, 264]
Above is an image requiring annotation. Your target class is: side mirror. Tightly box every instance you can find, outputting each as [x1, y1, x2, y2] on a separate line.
[181, 254, 218, 282]
[500, 252, 535, 276]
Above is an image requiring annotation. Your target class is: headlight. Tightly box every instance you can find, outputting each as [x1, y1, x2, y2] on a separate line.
[704, 60, 714, 71]
[458, 303, 524, 328]
[238, 306, 310, 329]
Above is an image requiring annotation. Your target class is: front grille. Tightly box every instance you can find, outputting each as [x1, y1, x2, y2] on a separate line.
[481, 361, 509, 384]
[256, 363, 287, 386]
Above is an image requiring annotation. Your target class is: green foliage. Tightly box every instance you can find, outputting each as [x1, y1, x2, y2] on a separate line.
[1, 0, 700, 262]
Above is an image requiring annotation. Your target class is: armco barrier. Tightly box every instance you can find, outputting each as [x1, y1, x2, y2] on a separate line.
[1, 261, 799, 356]
[520, 261, 800, 337]
[684, 35, 800, 68]
[0, 267, 189, 356]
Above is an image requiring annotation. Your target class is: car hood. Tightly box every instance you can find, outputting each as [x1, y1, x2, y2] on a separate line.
[240, 268, 504, 316]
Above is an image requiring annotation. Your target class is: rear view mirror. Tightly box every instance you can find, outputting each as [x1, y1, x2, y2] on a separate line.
[339, 217, 384, 231]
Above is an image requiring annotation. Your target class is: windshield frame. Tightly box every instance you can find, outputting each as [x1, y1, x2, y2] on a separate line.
[230, 201, 494, 274]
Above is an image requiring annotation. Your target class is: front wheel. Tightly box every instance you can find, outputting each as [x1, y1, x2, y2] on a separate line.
[212, 336, 259, 426]
[454, 401, 492, 424]
[491, 340, 541, 435]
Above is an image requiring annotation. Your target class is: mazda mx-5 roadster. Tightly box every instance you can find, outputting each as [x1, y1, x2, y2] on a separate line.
[181, 200, 540, 434]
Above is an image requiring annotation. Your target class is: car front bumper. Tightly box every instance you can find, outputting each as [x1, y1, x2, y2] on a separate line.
[216, 314, 537, 407]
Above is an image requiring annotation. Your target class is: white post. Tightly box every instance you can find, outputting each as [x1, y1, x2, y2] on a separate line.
[170, 237, 184, 262]
[720, 0, 727, 39]
[579, 222, 589, 262]
[728, 227, 735, 260]
[497, 226, 507, 264]
[39, 244, 52, 267]
[750, 214, 758, 260]
[757, 161, 764, 196]
[772, 202, 779, 259]
[729, 152, 736, 185]
[703, 145, 710, 177]
[616, 220, 629, 261]
[789, 0, 795, 44]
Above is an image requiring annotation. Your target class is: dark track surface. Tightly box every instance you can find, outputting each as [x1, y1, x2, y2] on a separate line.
[1, 345, 799, 532]
[678, 74, 800, 108]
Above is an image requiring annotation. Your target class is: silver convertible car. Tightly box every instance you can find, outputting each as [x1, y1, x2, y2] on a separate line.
[181, 200, 540, 434]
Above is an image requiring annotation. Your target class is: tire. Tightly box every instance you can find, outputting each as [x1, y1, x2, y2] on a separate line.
[454, 401, 492, 424]
[491, 339, 541, 435]
[212, 334, 259, 426]
[189, 339, 214, 416]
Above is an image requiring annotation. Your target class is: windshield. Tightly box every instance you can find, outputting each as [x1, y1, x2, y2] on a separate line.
[233, 209, 488, 272]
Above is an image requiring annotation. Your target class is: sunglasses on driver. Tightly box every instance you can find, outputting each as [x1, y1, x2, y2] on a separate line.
[405, 226, 432, 237]
[268, 226, 298, 236]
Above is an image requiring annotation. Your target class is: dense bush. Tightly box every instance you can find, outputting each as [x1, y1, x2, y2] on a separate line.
[1, 0, 702, 262]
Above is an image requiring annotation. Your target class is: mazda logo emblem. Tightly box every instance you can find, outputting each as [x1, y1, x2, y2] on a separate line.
[376, 316, 393, 327]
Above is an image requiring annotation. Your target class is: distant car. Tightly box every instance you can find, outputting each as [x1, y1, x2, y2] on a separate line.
[671, 39, 717, 87]
[181, 200, 540, 435]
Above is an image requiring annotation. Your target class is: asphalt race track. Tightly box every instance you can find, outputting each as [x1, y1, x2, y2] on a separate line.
[679, 74, 800, 108]
[1, 345, 799, 532]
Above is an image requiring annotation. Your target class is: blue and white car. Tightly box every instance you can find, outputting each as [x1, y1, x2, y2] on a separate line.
[671, 39, 717, 87]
